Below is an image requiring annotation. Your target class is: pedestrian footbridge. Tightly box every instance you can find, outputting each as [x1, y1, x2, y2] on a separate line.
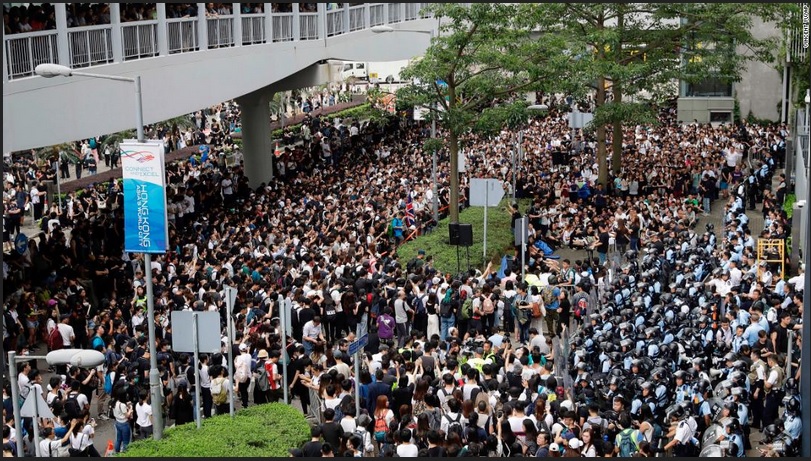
[3, 2, 438, 172]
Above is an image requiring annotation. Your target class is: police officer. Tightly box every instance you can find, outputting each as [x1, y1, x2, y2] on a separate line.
[723, 418, 745, 457]
[762, 353, 785, 427]
[673, 371, 691, 404]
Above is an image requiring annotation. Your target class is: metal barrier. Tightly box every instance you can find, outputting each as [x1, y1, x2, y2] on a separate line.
[326, 10, 345, 37]
[122, 21, 159, 60]
[207, 16, 235, 48]
[349, 5, 366, 32]
[4, 31, 59, 79]
[405, 3, 419, 21]
[241, 14, 266, 45]
[370, 4, 386, 26]
[272, 13, 293, 42]
[299, 13, 319, 40]
[67, 25, 114, 68]
[388, 3, 403, 23]
[167, 18, 199, 54]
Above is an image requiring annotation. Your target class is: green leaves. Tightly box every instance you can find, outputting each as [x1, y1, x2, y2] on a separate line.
[119, 403, 310, 458]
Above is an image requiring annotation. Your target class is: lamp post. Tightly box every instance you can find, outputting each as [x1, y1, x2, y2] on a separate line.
[371, 25, 438, 223]
[35, 63, 164, 441]
[8, 350, 105, 457]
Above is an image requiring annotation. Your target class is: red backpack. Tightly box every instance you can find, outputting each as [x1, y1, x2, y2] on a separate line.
[48, 327, 64, 351]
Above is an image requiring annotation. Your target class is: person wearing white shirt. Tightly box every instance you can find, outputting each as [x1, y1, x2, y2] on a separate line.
[135, 391, 153, 440]
[40, 422, 76, 458]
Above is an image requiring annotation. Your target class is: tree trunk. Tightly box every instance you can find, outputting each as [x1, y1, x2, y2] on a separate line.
[596, 76, 608, 187]
[611, 82, 623, 175]
[449, 130, 460, 224]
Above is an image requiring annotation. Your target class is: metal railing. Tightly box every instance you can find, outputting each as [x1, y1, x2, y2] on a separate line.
[388, 3, 403, 23]
[67, 25, 114, 68]
[242, 14, 266, 45]
[207, 16, 234, 48]
[300, 13, 319, 41]
[4, 3, 434, 80]
[326, 10, 345, 37]
[349, 5, 366, 32]
[272, 13, 293, 42]
[370, 4, 386, 26]
[167, 18, 198, 54]
[420, 3, 433, 18]
[405, 3, 418, 21]
[4, 30, 59, 79]
[122, 21, 158, 60]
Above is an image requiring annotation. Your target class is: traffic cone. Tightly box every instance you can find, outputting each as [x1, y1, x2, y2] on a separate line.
[104, 440, 115, 457]
[273, 143, 282, 158]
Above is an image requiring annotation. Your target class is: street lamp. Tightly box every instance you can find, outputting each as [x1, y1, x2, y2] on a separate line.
[371, 25, 439, 224]
[512, 104, 548, 201]
[8, 349, 105, 457]
[34, 63, 164, 441]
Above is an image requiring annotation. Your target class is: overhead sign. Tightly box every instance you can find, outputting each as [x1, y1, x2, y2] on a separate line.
[171, 311, 222, 354]
[348, 334, 369, 355]
[121, 140, 168, 254]
[469, 178, 504, 207]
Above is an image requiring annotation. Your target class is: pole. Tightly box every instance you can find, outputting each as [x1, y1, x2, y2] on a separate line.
[31, 384, 41, 458]
[520, 218, 526, 282]
[513, 131, 522, 202]
[225, 288, 235, 417]
[135, 75, 163, 441]
[802, 92, 811, 459]
[483, 180, 488, 264]
[786, 330, 794, 378]
[354, 324, 361, 419]
[192, 313, 202, 429]
[8, 352, 23, 458]
[280, 297, 289, 405]
[432, 100, 438, 224]
[55, 167, 62, 210]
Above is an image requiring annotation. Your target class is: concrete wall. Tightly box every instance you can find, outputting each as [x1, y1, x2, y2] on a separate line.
[734, 17, 783, 122]
[2, 19, 436, 153]
[677, 97, 735, 124]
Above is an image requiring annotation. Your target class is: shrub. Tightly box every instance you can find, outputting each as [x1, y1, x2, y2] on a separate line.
[119, 403, 309, 458]
[398, 198, 532, 275]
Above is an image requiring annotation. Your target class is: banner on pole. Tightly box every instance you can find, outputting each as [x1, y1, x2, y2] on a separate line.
[121, 140, 169, 254]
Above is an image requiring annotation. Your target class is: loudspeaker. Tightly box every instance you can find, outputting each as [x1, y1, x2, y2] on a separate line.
[449, 223, 461, 245]
[458, 224, 473, 247]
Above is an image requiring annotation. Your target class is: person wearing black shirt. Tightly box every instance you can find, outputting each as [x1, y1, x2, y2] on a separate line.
[301, 426, 324, 457]
[771, 310, 800, 355]
[320, 408, 343, 450]
[426, 430, 446, 457]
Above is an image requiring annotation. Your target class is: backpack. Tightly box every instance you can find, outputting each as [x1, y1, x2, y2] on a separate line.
[444, 413, 465, 442]
[541, 286, 556, 306]
[413, 295, 426, 316]
[460, 298, 473, 321]
[103, 373, 113, 396]
[439, 292, 453, 318]
[212, 377, 228, 405]
[617, 428, 638, 457]
[374, 414, 390, 442]
[47, 325, 63, 351]
[482, 295, 495, 315]
[255, 364, 270, 392]
[64, 393, 82, 420]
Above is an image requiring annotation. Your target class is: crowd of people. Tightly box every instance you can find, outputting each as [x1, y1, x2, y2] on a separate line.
[1, 91, 804, 458]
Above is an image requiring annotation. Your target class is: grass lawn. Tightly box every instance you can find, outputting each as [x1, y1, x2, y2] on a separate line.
[398, 198, 532, 275]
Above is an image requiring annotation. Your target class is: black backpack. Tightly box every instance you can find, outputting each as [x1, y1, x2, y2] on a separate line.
[64, 392, 82, 419]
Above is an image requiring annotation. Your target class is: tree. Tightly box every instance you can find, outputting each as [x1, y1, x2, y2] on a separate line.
[537, 3, 800, 186]
[397, 3, 572, 224]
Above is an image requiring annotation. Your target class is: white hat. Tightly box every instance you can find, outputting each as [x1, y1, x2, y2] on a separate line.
[568, 438, 582, 450]
[239, 343, 248, 351]
[550, 443, 561, 452]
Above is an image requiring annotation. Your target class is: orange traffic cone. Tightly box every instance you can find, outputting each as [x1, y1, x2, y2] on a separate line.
[104, 440, 115, 457]
[274, 143, 282, 158]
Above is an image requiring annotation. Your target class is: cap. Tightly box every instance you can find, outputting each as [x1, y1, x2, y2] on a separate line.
[418, 249, 426, 255]
[257, 349, 269, 359]
[550, 443, 561, 452]
[568, 438, 582, 450]
[239, 343, 248, 351]
[48, 299, 58, 306]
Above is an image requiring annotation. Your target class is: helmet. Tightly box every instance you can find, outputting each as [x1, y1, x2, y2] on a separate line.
[726, 418, 741, 433]
[784, 377, 798, 393]
[548, 275, 558, 285]
[785, 397, 800, 414]
[762, 424, 780, 441]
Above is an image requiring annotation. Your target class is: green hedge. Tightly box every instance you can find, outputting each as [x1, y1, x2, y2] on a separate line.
[398, 199, 531, 275]
[269, 103, 377, 139]
[119, 403, 310, 458]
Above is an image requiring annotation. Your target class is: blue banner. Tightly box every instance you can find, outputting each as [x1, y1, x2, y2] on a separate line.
[120, 141, 169, 254]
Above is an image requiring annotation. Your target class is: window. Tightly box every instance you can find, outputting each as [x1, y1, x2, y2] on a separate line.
[710, 112, 732, 123]
[683, 77, 732, 97]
